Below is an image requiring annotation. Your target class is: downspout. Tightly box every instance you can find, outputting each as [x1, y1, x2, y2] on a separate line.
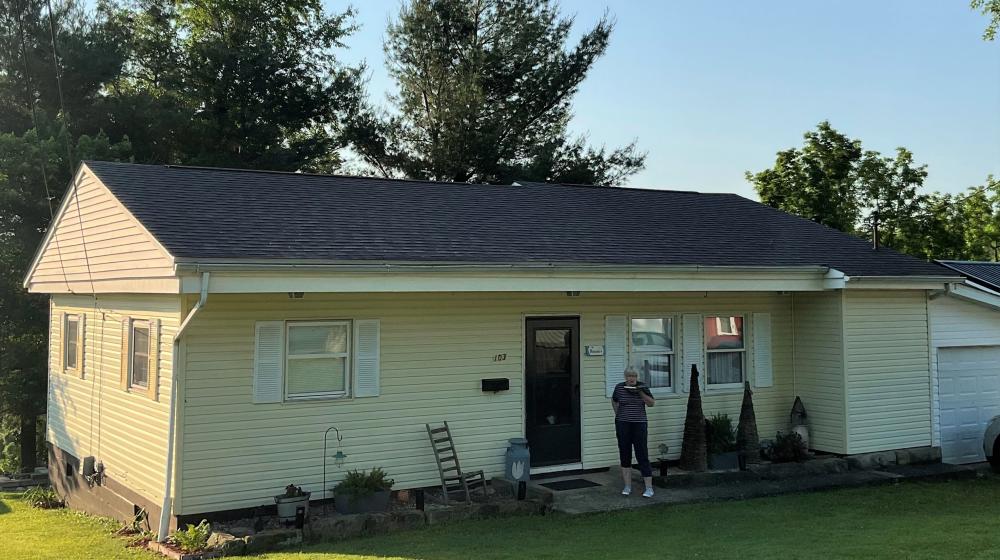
[158, 272, 210, 542]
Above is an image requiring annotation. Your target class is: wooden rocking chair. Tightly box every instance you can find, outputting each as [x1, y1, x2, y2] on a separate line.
[425, 421, 487, 504]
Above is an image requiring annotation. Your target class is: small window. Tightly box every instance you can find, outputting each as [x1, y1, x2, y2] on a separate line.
[285, 321, 350, 399]
[629, 317, 674, 390]
[130, 321, 150, 389]
[705, 316, 745, 387]
[64, 315, 80, 371]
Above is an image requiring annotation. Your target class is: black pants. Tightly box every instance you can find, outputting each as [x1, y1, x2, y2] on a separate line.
[615, 420, 652, 477]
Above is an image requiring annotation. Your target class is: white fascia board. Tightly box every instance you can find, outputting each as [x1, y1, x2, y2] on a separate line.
[946, 282, 1000, 311]
[843, 275, 962, 291]
[177, 265, 832, 294]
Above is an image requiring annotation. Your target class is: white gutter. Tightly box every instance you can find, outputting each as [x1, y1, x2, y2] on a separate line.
[158, 272, 210, 542]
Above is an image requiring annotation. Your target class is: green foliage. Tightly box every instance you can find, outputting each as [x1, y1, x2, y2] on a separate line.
[333, 467, 394, 498]
[705, 413, 737, 455]
[352, 0, 644, 185]
[749, 122, 1000, 263]
[106, 0, 365, 171]
[21, 486, 62, 508]
[770, 431, 809, 463]
[282, 484, 306, 498]
[972, 0, 1000, 40]
[747, 121, 862, 233]
[169, 519, 211, 553]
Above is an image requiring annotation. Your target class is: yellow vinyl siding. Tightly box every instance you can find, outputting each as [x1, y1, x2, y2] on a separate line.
[178, 291, 794, 515]
[47, 294, 181, 504]
[844, 290, 932, 453]
[26, 166, 176, 293]
[792, 291, 846, 453]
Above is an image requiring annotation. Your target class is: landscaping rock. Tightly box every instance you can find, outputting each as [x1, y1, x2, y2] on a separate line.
[847, 451, 897, 470]
[425, 505, 474, 525]
[362, 513, 391, 536]
[389, 510, 427, 531]
[206, 532, 246, 557]
[224, 526, 254, 538]
[310, 513, 366, 541]
[244, 528, 301, 554]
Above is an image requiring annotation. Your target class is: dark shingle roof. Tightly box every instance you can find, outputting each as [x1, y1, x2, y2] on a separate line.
[938, 261, 1000, 292]
[85, 161, 953, 277]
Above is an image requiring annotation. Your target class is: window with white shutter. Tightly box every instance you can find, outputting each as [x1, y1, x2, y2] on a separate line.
[681, 314, 704, 392]
[752, 312, 773, 388]
[253, 321, 285, 403]
[354, 320, 380, 397]
[605, 316, 627, 397]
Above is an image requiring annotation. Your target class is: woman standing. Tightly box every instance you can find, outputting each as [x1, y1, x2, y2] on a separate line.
[611, 366, 655, 497]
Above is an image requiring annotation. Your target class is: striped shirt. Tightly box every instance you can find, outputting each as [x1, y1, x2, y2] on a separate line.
[612, 382, 651, 422]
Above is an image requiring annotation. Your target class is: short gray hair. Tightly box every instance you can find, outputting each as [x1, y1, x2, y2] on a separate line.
[624, 366, 638, 377]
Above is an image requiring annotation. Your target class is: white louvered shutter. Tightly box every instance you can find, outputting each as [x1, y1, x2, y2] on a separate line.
[147, 318, 160, 400]
[354, 319, 381, 398]
[253, 321, 285, 403]
[605, 316, 627, 397]
[120, 317, 131, 390]
[55, 311, 65, 373]
[77, 314, 86, 378]
[752, 312, 773, 388]
[681, 314, 704, 393]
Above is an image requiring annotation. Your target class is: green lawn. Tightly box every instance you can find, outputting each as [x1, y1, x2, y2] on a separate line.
[4, 478, 1000, 559]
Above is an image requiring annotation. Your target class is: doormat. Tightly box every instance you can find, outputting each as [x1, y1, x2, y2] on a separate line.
[539, 479, 601, 491]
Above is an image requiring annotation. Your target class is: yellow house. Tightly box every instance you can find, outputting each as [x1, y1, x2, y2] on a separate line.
[24, 161, 962, 536]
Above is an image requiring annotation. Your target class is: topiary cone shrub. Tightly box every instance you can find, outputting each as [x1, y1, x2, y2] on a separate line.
[737, 381, 760, 464]
[679, 365, 708, 472]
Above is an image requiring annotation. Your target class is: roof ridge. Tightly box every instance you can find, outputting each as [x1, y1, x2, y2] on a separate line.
[87, 160, 714, 196]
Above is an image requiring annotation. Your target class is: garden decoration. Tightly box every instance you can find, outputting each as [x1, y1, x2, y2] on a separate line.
[322, 425, 348, 514]
[737, 381, 761, 466]
[679, 365, 708, 472]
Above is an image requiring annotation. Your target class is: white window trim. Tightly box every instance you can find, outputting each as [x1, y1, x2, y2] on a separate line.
[628, 314, 677, 395]
[129, 319, 150, 390]
[715, 316, 738, 336]
[63, 314, 80, 373]
[284, 320, 352, 401]
[705, 314, 746, 390]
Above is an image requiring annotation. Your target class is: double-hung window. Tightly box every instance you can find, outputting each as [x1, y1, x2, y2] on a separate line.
[64, 314, 80, 372]
[629, 317, 674, 391]
[285, 321, 351, 399]
[704, 315, 745, 387]
[130, 321, 151, 389]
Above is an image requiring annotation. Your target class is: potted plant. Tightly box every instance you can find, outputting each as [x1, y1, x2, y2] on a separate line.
[274, 484, 310, 524]
[705, 413, 739, 470]
[333, 468, 394, 514]
[655, 444, 670, 477]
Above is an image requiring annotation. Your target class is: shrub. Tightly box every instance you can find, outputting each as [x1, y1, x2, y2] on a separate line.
[169, 520, 211, 553]
[334, 468, 394, 498]
[21, 486, 62, 509]
[771, 431, 809, 463]
[705, 413, 737, 455]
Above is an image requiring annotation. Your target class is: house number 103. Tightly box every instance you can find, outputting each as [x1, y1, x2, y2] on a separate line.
[493, 353, 507, 362]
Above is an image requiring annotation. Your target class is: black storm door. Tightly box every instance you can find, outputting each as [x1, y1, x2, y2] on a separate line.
[525, 317, 581, 467]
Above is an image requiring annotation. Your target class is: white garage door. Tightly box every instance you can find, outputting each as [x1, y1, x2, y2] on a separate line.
[938, 346, 1000, 464]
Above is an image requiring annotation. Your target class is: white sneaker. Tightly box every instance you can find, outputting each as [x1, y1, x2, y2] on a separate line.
[621, 486, 632, 496]
[642, 487, 654, 498]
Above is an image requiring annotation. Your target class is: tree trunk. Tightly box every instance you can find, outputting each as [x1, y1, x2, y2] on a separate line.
[19, 413, 37, 472]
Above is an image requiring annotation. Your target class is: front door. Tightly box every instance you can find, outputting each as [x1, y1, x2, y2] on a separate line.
[525, 317, 581, 467]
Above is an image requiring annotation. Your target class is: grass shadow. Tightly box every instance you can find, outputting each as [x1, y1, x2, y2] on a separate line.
[0, 497, 12, 515]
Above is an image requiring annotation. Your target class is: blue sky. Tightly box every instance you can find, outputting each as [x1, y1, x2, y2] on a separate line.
[331, 1, 999, 199]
